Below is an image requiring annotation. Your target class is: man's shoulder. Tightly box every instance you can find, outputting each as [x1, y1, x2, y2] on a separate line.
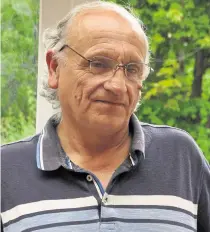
[139, 120, 204, 155]
[140, 121, 197, 144]
[132, 115, 194, 143]
[139, 121, 205, 162]
[1, 134, 40, 161]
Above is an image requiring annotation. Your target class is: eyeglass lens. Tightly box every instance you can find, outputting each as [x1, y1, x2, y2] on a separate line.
[90, 56, 146, 81]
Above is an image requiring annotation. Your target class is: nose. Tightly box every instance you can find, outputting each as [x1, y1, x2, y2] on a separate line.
[103, 68, 127, 96]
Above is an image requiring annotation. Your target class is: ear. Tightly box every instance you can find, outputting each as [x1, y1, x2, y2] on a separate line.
[46, 50, 59, 89]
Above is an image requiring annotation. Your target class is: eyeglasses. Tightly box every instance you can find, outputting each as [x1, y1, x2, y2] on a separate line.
[59, 44, 151, 82]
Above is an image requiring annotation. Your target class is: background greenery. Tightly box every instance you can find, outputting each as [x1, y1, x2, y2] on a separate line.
[1, 0, 210, 162]
[1, 0, 38, 143]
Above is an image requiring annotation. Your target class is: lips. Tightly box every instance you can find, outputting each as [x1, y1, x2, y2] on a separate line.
[94, 100, 124, 106]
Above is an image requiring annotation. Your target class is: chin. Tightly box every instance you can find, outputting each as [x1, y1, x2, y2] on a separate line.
[87, 113, 128, 132]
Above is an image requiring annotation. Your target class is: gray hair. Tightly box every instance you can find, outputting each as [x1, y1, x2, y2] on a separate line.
[40, 0, 150, 110]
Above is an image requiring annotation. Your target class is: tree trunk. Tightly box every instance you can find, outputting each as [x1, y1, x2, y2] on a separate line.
[206, 116, 210, 128]
[191, 50, 205, 98]
[191, 49, 209, 124]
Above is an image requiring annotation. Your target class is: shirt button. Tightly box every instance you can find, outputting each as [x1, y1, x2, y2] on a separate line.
[86, 174, 93, 182]
[102, 196, 108, 204]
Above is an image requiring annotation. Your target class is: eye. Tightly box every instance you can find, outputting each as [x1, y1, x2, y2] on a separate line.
[90, 56, 114, 74]
[91, 60, 108, 69]
[126, 64, 140, 74]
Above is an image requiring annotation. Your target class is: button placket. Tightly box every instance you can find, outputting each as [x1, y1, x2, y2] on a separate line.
[102, 193, 108, 205]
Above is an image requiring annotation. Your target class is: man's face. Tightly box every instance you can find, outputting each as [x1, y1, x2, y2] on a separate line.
[48, 10, 147, 133]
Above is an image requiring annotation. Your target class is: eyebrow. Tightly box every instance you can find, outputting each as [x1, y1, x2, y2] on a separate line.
[86, 49, 117, 60]
[87, 50, 144, 64]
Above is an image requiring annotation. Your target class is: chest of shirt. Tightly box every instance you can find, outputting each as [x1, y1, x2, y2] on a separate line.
[2, 163, 198, 232]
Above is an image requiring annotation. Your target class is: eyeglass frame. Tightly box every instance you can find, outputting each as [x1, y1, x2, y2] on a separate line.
[58, 44, 151, 81]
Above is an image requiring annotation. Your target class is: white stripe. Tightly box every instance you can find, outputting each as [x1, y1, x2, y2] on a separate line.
[65, 154, 73, 169]
[1, 197, 98, 224]
[93, 179, 103, 199]
[39, 129, 45, 170]
[69, 160, 73, 169]
[129, 154, 135, 166]
[105, 195, 198, 215]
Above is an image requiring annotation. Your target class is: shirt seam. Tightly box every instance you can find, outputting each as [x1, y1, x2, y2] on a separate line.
[197, 159, 205, 203]
[141, 123, 193, 137]
[1, 135, 38, 147]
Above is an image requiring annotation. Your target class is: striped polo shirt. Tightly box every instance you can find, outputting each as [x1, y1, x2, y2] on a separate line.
[1, 114, 210, 232]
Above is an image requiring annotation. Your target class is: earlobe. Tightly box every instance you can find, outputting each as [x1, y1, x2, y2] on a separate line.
[46, 50, 59, 89]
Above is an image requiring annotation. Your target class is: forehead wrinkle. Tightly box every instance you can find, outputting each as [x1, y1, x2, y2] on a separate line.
[82, 41, 144, 63]
[70, 16, 145, 45]
[68, 15, 147, 60]
[122, 42, 126, 62]
[91, 51, 143, 65]
[91, 30, 144, 46]
[91, 32, 145, 59]
[85, 46, 116, 56]
[85, 38, 145, 59]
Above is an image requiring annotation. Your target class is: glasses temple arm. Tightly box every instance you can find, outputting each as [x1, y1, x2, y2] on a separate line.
[59, 45, 92, 62]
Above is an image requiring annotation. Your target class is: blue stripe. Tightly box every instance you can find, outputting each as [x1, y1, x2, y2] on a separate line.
[4, 209, 98, 232]
[36, 133, 42, 169]
[108, 221, 195, 232]
[5, 221, 196, 232]
[23, 221, 99, 232]
[101, 207, 196, 229]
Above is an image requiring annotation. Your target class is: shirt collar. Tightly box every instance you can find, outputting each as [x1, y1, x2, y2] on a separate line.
[36, 114, 146, 171]
[130, 114, 145, 157]
[36, 115, 64, 171]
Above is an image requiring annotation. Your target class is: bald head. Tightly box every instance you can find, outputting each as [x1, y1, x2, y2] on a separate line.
[67, 9, 148, 60]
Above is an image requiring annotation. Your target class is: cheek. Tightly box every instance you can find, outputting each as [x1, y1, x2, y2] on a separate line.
[58, 69, 98, 106]
[128, 85, 141, 107]
[131, 95, 140, 110]
[57, 68, 82, 104]
[134, 83, 142, 102]
[75, 75, 105, 99]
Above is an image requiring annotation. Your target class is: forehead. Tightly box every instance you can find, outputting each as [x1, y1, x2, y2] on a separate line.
[67, 9, 147, 58]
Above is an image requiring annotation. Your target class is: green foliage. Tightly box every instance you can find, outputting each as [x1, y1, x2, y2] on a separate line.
[1, 0, 39, 143]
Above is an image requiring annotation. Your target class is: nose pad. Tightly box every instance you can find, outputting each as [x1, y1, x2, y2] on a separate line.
[113, 65, 125, 76]
[104, 66, 127, 95]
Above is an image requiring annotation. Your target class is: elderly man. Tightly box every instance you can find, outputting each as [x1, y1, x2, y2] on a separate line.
[1, 1, 210, 232]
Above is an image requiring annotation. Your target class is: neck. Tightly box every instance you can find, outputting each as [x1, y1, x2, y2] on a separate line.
[56, 115, 131, 172]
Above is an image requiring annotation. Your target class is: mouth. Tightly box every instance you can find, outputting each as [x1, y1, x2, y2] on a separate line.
[94, 100, 124, 106]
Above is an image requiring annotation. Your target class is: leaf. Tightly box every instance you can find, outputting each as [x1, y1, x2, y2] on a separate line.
[196, 36, 210, 48]
[166, 9, 183, 22]
[11, 1, 32, 17]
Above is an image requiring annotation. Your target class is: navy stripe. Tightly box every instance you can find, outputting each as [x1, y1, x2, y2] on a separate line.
[101, 218, 196, 232]
[22, 219, 99, 232]
[4, 206, 98, 228]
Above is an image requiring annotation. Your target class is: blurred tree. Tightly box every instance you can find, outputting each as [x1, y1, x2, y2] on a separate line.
[109, 0, 210, 161]
[1, 0, 39, 143]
